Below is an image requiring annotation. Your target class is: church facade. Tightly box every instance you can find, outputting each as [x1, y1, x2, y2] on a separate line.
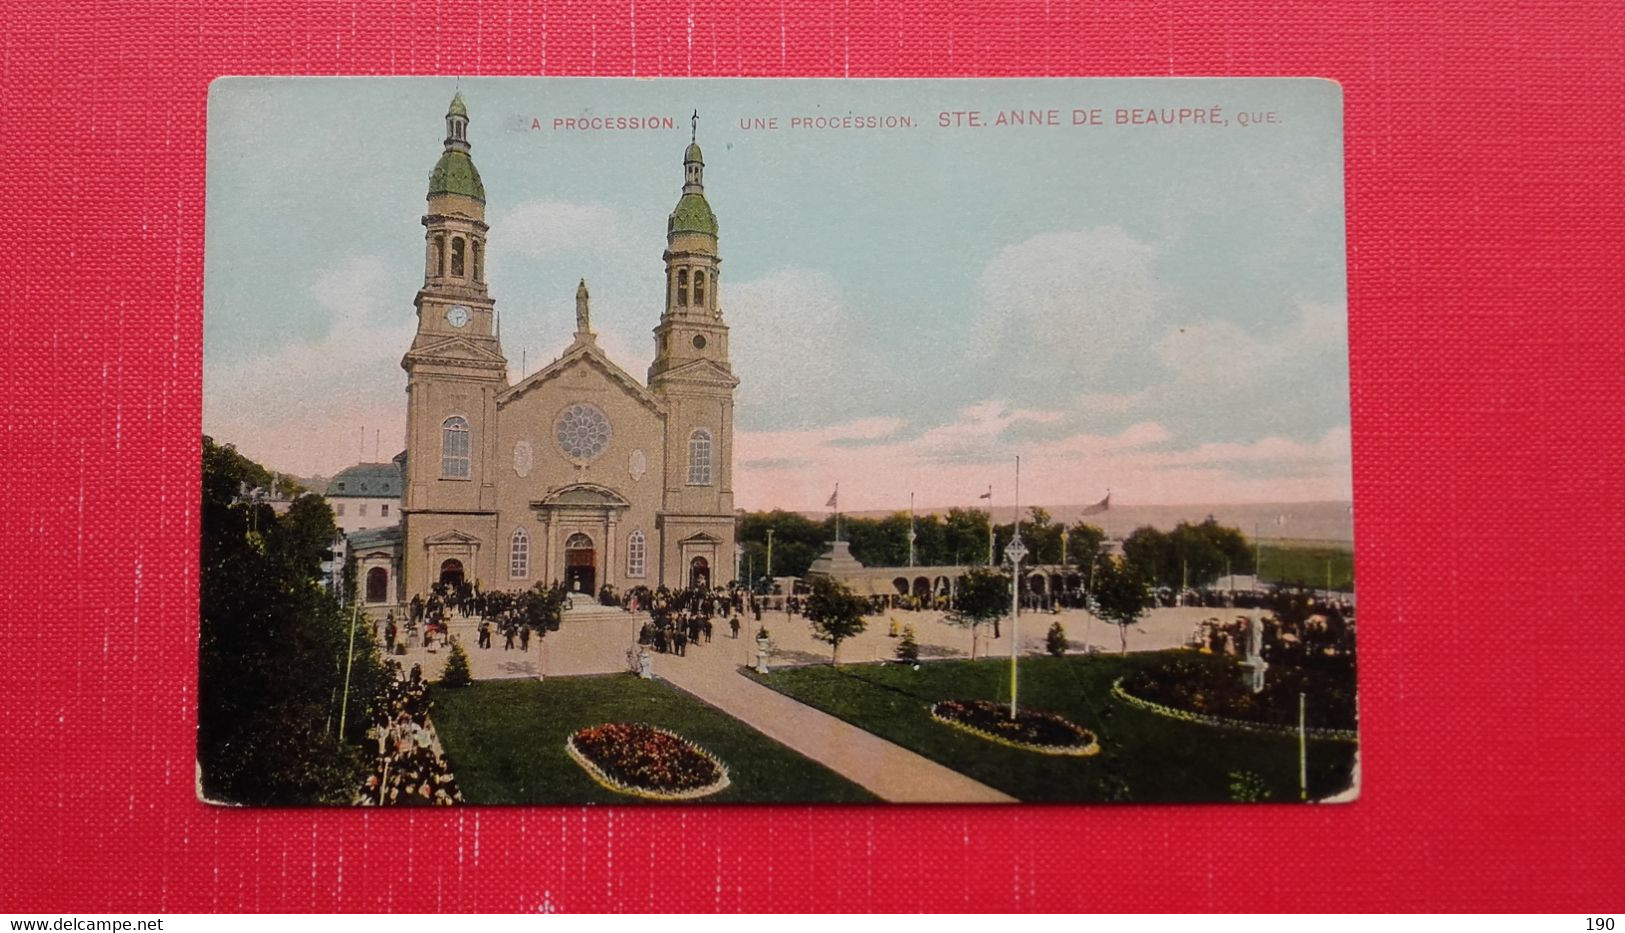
[390, 93, 739, 602]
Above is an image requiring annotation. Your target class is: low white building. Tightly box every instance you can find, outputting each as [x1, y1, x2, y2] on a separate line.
[324, 455, 406, 609]
[325, 454, 405, 535]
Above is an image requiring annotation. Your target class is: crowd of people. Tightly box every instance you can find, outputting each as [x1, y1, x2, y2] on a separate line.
[630, 584, 753, 655]
[360, 660, 464, 806]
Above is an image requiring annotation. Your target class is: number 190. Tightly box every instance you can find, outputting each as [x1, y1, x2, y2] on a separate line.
[1587, 919, 1614, 931]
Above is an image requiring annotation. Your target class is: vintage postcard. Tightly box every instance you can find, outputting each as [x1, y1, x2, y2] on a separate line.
[201, 77, 1355, 805]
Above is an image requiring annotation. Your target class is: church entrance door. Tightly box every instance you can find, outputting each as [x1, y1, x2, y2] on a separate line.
[689, 556, 710, 590]
[439, 559, 465, 588]
[564, 533, 596, 596]
[366, 567, 389, 603]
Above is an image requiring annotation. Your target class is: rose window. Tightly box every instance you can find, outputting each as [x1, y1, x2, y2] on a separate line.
[555, 403, 612, 461]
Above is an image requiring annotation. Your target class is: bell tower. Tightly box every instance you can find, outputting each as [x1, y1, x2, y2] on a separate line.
[400, 92, 507, 596]
[650, 114, 739, 587]
[409, 92, 499, 350]
[649, 114, 733, 383]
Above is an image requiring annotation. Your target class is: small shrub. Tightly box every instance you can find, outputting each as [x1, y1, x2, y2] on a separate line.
[439, 638, 473, 687]
[895, 625, 920, 662]
[1045, 621, 1068, 657]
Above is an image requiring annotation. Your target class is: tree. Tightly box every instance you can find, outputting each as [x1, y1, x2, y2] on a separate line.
[1121, 525, 1171, 587]
[439, 637, 473, 687]
[943, 507, 992, 566]
[804, 576, 868, 665]
[340, 547, 358, 607]
[1064, 522, 1106, 574]
[946, 567, 1009, 659]
[1093, 557, 1151, 654]
[737, 510, 826, 579]
[514, 581, 566, 639]
[1123, 518, 1253, 589]
[1045, 621, 1069, 657]
[199, 436, 385, 805]
[1023, 506, 1064, 565]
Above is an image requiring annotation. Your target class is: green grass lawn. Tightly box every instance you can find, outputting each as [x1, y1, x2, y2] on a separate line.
[432, 675, 877, 803]
[1258, 542, 1355, 590]
[746, 651, 1358, 803]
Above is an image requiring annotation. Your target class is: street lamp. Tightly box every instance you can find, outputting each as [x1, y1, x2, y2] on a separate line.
[1005, 453, 1026, 720]
[1005, 532, 1027, 720]
[765, 528, 774, 591]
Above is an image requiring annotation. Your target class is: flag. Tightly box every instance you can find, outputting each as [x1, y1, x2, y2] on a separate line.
[978, 488, 992, 499]
[1080, 492, 1111, 515]
[825, 488, 838, 509]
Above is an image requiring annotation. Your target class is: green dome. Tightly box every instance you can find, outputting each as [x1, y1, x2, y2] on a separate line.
[429, 149, 485, 201]
[684, 141, 703, 163]
[447, 92, 468, 117]
[668, 192, 717, 236]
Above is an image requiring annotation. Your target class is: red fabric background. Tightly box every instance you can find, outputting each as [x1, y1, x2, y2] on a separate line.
[2, 0, 1622, 913]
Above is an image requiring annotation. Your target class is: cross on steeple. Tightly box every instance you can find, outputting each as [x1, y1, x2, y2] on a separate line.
[691, 109, 699, 143]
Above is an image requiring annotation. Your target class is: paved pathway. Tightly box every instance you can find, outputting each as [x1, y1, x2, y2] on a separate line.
[373, 600, 1235, 802]
[652, 647, 1015, 803]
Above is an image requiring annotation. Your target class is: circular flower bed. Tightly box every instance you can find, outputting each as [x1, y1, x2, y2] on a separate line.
[566, 723, 731, 800]
[929, 699, 1099, 756]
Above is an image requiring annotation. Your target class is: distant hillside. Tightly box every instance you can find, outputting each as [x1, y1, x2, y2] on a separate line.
[814, 500, 1355, 546]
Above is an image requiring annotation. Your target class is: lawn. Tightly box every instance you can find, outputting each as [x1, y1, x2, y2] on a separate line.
[1258, 542, 1355, 590]
[432, 675, 877, 803]
[746, 651, 1358, 803]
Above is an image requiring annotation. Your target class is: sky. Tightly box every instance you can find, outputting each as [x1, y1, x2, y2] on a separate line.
[203, 77, 1350, 512]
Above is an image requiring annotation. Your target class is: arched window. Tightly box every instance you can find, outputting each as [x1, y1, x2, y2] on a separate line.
[693, 271, 706, 307]
[687, 429, 713, 485]
[441, 416, 470, 478]
[627, 530, 647, 578]
[677, 268, 688, 306]
[366, 567, 388, 603]
[472, 238, 483, 282]
[450, 237, 466, 277]
[434, 234, 446, 277]
[510, 529, 529, 579]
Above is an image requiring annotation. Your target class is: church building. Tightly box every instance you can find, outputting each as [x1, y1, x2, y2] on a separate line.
[384, 93, 739, 603]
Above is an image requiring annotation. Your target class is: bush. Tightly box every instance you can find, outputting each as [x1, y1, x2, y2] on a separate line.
[1228, 770, 1271, 802]
[1045, 621, 1068, 657]
[439, 638, 473, 687]
[895, 624, 920, 662]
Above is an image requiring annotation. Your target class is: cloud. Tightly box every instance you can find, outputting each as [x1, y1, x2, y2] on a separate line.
[492, 200, 634, 257]
[733, 401, 1350, 511]
[1154, 301, 1345, 392]
[203, 254, 413, 476]
[725, 266, 880, 428]
[967, 228, 1166, 386]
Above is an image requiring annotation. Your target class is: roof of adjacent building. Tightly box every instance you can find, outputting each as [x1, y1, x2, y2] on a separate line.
[326, 461, 403, 498]
[348, 524, 403, 550]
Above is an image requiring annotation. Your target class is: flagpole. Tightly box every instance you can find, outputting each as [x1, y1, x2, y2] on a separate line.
[986, 485, 994, 565]
[908, 491, 916, 568]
